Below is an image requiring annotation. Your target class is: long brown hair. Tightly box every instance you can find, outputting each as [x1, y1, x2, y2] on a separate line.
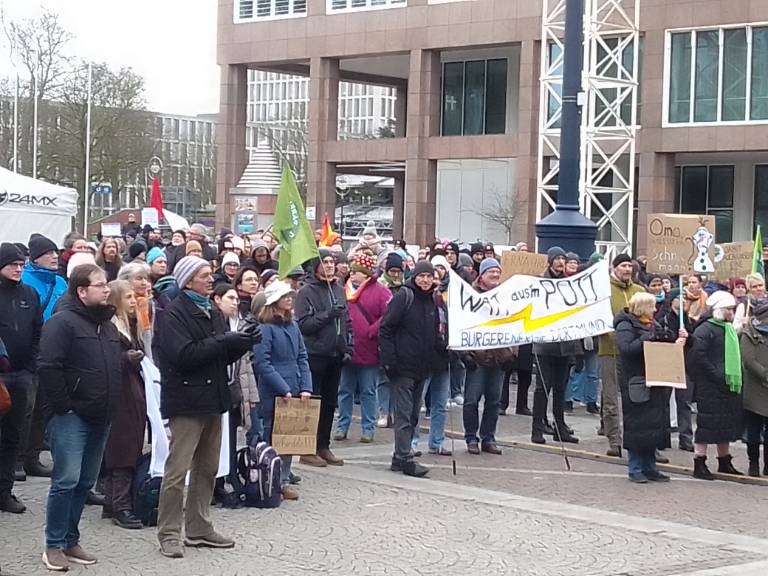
[258, 302, 293, 324]
[96, 238, 123, 268]
[107, 279, 143, 342]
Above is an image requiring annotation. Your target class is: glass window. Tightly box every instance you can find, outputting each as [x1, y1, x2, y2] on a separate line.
[678, 165, 734, 242]
[751, 27, 768, 120]
[722, 29, 747, 121]
[680, 166, 707, 213]
[547, 41, 563, 128]
[755, 165, 768, 233]
[485, 59, 507, 134]
[257, 0, 270, 17]
[694, 30, 719, 122]
[669, 33, 692, 123]
[463, 60, 486, 135]
[707, 165, 734, 208]
[442, 62, 464, 136]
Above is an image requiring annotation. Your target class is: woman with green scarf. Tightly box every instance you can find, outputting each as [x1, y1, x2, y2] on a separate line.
[690, 290, 744, 480]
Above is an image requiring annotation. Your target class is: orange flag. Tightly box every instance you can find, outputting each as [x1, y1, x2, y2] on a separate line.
[319, 213, 334, 246]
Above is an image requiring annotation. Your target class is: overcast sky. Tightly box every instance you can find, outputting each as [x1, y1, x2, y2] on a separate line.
[0, 0, 219, 116]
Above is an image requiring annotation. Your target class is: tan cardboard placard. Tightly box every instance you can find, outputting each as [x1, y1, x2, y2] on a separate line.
[646, 214, 716, 275]
[713, 241, 754, 281]
[271, 397, 321, 455]
[643, 341, 687, 389]
[501, 251, 549, 281]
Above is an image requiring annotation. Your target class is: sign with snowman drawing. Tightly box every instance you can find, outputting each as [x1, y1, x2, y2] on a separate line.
[646, 214, 717, 275]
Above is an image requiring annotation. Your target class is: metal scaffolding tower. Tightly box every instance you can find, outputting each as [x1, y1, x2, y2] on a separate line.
[536, 0, 640, 257]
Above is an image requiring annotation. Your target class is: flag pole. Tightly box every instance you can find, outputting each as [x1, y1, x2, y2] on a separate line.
[83, 62, 93, 236]
[32, 63, 39, 179]
[12, 73, 18, 173]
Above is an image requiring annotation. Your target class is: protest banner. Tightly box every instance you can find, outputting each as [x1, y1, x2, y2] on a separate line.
[272, 397, 321, 455]
[713, 241, 754, 281]
[500, 251, 549, 281]
[447, 260, 614, 350]
[100, 223, 121, 237]
[141, 207, 160, 229]
[643, 342, 687, 389]
[646, 214, 716, 275]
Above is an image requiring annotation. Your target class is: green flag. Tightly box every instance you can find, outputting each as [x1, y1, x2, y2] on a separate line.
[754, 225, 765, 278]
[273, 164, 319, 277]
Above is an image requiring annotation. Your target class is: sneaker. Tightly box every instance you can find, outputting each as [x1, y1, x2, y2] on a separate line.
[85, 491, 105, 507]
[299, 454, 328, 467]
[281, 485, 300, 501]
[467, 443, 481, 455]
[531, 431, 546, 444]
[428, 447, 453, 456]
[376, 416, 389, 428]
[645, 471, 671, 482]
[390, 458, 404, 472]
[184, 532, 235, 549]
[628, 472, 648, 484]
[24, 459, 53, 478]
[515, 407, 532, 416]
[360, 433, 374, 443]
[42, 548, 70, 571]
[606, 446, 622, 458]
[159, 540, 184, 558]
[586, 402, 600, 415]
[0, 492, 26, 514]
[402, 460, 429, 478]
[655, 452, 670, 464]
[333, 430, 347, 441]
[453, 395, 464, 406]
[64, 545, 97, 565]
[481, 442, 503, 455]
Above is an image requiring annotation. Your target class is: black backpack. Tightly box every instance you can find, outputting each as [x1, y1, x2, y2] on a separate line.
[234, 442, 282, 508]
[132, 452, 162, 526]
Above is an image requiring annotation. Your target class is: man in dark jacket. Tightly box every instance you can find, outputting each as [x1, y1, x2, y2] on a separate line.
[445, 242, 473, 283]
[0, 243, 43, 514]
[379, 261, 438, 478]
[295, 248, 352, 467]
[531, 247, 580, 445]
[155, 255, 258, 559]
[39, 263, 121, 570]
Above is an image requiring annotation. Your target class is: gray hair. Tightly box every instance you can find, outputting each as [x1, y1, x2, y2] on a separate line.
[712, 307, 732, 322]
[118, 261, 151, 281]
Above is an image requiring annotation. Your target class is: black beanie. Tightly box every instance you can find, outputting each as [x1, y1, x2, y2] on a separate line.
[0, 243, 25, 269]
[413, 261, 435, 277]
[565, 252, 580, 263]
[470, 242, 484, 255]
[13, 243, 28, 257]
[546, 246, 566, 263]
[446, 242, 459, 253]
[612, 253, 633, 268]
[28, 234, 58, 262]
[385, 252, 404, 272]
[129, 241, 148, 260]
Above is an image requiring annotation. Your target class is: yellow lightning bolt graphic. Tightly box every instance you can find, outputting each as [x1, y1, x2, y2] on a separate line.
[475, 303, 589, 331]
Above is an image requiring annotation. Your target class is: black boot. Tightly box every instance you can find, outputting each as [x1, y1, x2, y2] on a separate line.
[586, 402, 600, 415]
[693, 456, 715, 480]
[0, 492, 26, 514]
[86, 490, 105, 506]
[24, 459, 53, 478]
[112, 509, 143, 529]
[747, 444, 761, 477]
[717, 454, 743, 475]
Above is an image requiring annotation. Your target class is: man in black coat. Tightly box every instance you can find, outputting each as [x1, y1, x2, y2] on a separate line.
[295, 248, 352, 467]
[0, 243, 43, 515]
[155, 255, 258, 559]
[39, 263, 122, 570]
[379, 261, 438, 478]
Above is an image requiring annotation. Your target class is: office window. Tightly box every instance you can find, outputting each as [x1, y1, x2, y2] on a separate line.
[694, 30, 719, 122]
[463, 61, 486, 135]
[441, 59, 508, 136]
[752, 27, 768, 120]
[669, 33, 692, 123]
[677, 165, 733, 241]
[547, 42, 563, 128]
[755, 165, 768, 232]
[442, 62, 464, 136]
[722, 29, 747, 121]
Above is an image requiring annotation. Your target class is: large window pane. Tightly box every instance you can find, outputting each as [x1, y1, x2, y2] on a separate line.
[442, 63, 464, 136]
[463, 61, 486, 135]
[680, 166, 707, 213]
[484, 59, 507, 134]
[751, 27, 768, 120]
[722, 29, 747, 121]
[710, 210, 733, 242]
[755, 165, 768, 233]
[547, 42, 563, 128]
[669, 33, 692, 123]
[694, 30, 719, 122]
[708, 166, 734, 208]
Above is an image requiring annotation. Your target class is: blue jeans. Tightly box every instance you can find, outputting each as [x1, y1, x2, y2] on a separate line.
[412, 370, 450, 450]
[246, 405, 264, 447]
[450, 359, 466, 399]
[463, 366, 504, 445]
[565, 350, 599, 403]
[627, 448, 658, 477]
[337, 364, 379, 435]
[45, 413, 109, 550]
[378, 368, 391, 419]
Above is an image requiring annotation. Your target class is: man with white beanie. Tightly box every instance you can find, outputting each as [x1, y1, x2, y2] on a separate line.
[155, 256, 260, 558]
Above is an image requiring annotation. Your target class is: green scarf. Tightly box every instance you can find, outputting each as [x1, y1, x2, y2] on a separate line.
[707, 318, 742, 394]
[184, 290, 212, 313]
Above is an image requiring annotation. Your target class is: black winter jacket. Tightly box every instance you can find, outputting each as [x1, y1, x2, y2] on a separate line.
[614, 309, 671, 452]
[379, 279, 438, 381]
[38, 297, 122, 425]
[533, 267, 583, 358]
[157, 292, 253, 418]
[691, 319, 744, 444]
[0, 277, 43, 373]
[295, 273, 352, 359]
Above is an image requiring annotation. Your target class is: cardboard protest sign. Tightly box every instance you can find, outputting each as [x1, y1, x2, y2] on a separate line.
[643, 342, 687, 389]
[713, 241, 754, 281]
[447, 260, 614, 350]
[271, 397, 321, 455]
[646, 214, 716, 275]
[500, 251, 549, 281]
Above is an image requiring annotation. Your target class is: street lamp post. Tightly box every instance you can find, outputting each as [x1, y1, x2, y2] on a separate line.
[535, 0, 598, 258]
[336, 176, 350, 238]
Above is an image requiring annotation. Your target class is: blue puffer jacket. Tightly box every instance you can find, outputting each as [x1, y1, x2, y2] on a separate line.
[21, 262, 67, 322]
[252, 320, 312, 420]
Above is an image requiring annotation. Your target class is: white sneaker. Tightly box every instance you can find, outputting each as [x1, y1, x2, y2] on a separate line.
[420, 406, 427, 413]
[453, 395, 464, 406]
[376, 416, 389, 428]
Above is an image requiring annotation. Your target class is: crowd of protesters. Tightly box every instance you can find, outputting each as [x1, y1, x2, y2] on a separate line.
[1, 215, 768, 570]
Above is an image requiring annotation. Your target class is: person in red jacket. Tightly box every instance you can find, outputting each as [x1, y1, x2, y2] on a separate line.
[334, 253, 392, 443]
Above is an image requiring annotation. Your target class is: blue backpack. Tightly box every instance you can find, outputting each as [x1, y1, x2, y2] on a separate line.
[133, 453, 162, 526]
[235, 442, 282, 508]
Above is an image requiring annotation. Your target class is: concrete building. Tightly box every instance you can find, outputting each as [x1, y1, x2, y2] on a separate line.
[216, 0, 768, 250]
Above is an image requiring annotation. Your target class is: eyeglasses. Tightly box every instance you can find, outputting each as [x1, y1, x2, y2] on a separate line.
[89, 282, 109, 290]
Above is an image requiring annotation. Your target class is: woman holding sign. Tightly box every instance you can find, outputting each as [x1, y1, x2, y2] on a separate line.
[615, 293, 687, 483]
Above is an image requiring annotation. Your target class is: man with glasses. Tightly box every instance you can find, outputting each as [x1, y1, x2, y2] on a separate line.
[0, 244, 43, 515]
[38, 263, 122, 570]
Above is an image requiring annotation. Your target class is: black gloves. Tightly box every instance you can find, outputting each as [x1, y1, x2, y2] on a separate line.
[126, 350, 145, 366]
[240, 315, 263, 344]
[328, 303, 346, 318]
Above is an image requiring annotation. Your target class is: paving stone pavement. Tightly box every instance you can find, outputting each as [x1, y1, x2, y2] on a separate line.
[2, 442, 768, 576]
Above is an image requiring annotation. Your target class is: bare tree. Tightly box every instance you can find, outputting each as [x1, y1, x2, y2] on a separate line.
[470, 186, 521, 245]
[259, 120, 308, 197]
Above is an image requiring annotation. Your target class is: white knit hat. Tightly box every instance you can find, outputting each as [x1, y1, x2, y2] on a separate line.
[174, 255, 209, 290]
[706, 290, 736, 311]
[67, 252, 96, 278]
[221, 252, 240, 267]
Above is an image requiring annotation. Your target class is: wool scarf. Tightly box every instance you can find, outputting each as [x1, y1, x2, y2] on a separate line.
[184, 290, 212, 313]
[707, 318, 742, 394]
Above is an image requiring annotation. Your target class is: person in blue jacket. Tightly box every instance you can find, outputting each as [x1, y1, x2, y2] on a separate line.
[253, 280, 313, 501]
[21, 234, 67, 322]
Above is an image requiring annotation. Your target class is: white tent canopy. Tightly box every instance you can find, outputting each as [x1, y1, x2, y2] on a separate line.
[0, 167, 78, 246]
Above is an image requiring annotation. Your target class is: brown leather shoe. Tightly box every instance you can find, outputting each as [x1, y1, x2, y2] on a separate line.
[299, 454, 327, 467]
[481, 442, 503, 455]
[281, 485, 300, 501]
[64, 545, 97, 565]
[318, 448, 344, 466]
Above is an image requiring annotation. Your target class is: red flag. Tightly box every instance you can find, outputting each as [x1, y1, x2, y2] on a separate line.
[150, 176, 164, 221]
[319, 212, 334, 246]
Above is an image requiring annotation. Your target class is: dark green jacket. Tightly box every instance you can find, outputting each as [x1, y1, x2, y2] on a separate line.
[740, 326, 768, 418]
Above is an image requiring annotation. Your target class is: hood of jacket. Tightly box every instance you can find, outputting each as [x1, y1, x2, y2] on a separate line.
[404, 276, 434, 298]
[23, 261, 58, 285]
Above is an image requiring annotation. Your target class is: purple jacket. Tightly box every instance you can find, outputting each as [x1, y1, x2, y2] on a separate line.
[347, 278, 392, 366]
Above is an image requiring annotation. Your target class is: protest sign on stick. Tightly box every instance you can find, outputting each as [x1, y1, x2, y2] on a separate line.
[713, 241, 754, 281]
[500, 251, 549, 281]
[646, 214, 716, 275]
[644, 342, 687, 389]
